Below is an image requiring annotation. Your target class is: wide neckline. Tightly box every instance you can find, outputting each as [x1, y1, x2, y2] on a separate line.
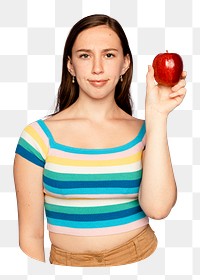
[38, 118, 145, 154]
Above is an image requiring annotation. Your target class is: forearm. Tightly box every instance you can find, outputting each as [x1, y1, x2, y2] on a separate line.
[19, 235, 45, 262]
[139, 112, 177, 219]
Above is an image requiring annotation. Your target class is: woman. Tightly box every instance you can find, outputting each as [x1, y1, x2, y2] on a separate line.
[13, 14, 186, 266]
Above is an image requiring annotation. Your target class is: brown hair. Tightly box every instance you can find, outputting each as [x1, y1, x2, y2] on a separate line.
[48, 14, 134, 117]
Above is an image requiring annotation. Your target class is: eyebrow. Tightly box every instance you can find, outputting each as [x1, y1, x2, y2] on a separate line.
[75, 48, 119, 53]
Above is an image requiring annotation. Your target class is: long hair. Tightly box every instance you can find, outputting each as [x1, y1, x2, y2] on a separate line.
[48, 14, 134, 117]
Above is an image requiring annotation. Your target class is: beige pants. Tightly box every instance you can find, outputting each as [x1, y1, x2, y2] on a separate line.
[49, 225, 158, 267]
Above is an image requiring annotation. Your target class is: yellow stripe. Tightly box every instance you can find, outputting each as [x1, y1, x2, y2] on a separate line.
[25, 125, 48, 156]
[46, 151, 142, 166]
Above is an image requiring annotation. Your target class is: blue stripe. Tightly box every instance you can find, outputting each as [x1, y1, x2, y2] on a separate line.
[15, 145, 45, 167]
[44, 183, 139, 195]
[45, 205, 142, 221]
[37, 119, 55, 147]
[43, 176, 141, 189]
[46, 211, 146, 228]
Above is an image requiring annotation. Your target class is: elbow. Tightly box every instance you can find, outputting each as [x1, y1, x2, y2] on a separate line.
[19, 236, 45, 262]
[148, 211, 170, 220]
[141, 202, 175, 220]
[19, 230, 45, 262]
[150, 200, 177, 220]
[139, 188, 177, 220]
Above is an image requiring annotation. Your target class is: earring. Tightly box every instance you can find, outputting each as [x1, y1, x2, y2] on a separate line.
[72, 76, 75, 83]
[120, 75, 123, 82]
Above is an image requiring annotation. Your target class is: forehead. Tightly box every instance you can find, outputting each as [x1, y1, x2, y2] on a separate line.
[72, 25, 122, 50]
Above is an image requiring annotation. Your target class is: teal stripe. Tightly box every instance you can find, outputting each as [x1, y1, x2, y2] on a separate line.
[44, 200, 139, 214]
[43, 169, 142, 181]
[18, 137, 44, 161]
[44, 183, 139, 195]
[46, 211, 146, 228]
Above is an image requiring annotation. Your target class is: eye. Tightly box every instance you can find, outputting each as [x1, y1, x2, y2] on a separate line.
[105, 53, 115, 58]
[80, 54, 89, 59]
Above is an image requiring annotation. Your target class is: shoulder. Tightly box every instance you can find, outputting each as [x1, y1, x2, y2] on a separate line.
[20, 119, 42, 130]
[41, 115, 73, 133]
[15, 119, 49, 167]
[125, 116, 146, 146]
[124, 116, 145, 130]
[119, 109, 144, 124]
[131, 117, 145, 126]
[41, 112, 87, 133]
[42, 110, 72, 123]
[20, 119, 44, 138]
[41, 112, 71, 125]
[19, 119, 50, 149]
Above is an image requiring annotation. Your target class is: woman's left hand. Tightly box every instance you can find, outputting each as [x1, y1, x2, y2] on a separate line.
[145, 65, 187, 116]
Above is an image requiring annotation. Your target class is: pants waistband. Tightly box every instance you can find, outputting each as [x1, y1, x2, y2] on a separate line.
[51, 225, 152, 256]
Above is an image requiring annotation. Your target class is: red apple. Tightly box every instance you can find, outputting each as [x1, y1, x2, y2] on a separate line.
[152, 51, 183, 87]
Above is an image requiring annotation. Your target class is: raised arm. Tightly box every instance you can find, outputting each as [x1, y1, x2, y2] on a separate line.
[139, 65, 187, 219]
[13, 154, 45, 262]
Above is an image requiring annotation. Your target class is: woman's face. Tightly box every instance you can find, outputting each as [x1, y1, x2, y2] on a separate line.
[67, 25, 130, 100]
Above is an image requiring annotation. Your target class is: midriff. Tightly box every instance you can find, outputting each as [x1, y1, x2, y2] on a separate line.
[49, 225, 148, 253]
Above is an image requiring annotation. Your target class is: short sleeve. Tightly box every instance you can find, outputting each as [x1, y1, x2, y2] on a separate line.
[15, 121, 49, 168]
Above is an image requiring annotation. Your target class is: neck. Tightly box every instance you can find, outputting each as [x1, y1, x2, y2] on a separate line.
[67, 93, 121, 123]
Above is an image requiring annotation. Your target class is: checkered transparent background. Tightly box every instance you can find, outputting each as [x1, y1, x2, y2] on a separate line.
[0, 0, 199, 279]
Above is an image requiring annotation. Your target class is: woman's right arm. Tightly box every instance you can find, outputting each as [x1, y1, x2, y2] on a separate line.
[13, 154, 45, 262]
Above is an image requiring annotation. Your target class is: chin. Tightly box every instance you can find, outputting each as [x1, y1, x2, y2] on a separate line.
[82, 89, 114, 100]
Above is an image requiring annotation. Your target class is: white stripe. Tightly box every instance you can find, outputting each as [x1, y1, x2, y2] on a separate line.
[44, 161, 142, 174]
[44, 191, 138, 200]
[21, 130, 45, 159]
[44, 195, 137, 207]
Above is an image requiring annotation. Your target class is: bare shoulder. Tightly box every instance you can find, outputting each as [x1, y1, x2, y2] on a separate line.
[123, 115, 144, 131]
[129, 116, 144, 126]
[44, 112, 69, 123]
[42, 111, 89, 142]
[43, 111, 76, 129]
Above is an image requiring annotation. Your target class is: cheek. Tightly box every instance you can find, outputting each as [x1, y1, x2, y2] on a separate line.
[110, 67, 122, 80]
[107, 61, 124, 74]
[73, 63, 90, 78]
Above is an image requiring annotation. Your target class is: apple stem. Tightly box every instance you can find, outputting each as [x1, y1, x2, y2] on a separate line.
[166, 50, 168, 53]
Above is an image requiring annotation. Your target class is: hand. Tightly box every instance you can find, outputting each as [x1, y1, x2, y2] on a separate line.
[145, 65, 187, 116]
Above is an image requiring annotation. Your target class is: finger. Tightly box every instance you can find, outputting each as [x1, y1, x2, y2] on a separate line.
[169, 87, 187, 98]
[171, 78, 186, 92]
[146, 65, 155, 90]
[169, 90, 186, 107]
[181, 71, 187, 79]
[171, 95, 185, 107]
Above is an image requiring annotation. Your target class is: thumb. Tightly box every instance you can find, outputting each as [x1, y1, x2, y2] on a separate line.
[146, 65, 155, 91]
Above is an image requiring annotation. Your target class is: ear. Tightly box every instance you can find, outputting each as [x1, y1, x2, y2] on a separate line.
[121, 54, 131, 76]
[67, 56, 75, 76]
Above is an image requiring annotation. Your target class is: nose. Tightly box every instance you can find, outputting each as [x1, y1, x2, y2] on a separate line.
[92, 56, 104, 75]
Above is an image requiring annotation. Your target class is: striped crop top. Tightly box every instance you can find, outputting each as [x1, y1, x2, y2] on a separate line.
[15, 118, 149, 236]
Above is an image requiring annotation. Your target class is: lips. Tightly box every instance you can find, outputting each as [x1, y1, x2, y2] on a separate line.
[88, 79, 108, 87]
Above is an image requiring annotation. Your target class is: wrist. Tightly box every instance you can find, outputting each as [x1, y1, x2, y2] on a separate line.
[145, 107, 168, 122]
[145, 110, 168, 134]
